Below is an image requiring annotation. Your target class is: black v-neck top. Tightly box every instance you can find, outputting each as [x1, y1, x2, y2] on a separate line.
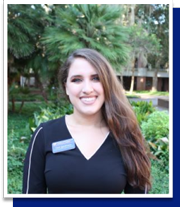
[23, 116, 145, 194]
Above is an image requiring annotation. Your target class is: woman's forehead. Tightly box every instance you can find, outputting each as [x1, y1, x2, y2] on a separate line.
[68, 58, 97, 75]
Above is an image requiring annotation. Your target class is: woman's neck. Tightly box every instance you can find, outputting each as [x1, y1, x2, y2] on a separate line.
[68, 111, 105, 128]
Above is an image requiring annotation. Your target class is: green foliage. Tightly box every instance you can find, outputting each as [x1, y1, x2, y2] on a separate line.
[130, 101, 156, 125]
[129, 25, 161, 54]
[141, 111, 169, 139]
[130, 102, 169, 172]
[127, 24, 161, 68]
[149, 159, 169, 194]
[8, 4, 53, 105]
[122, 4, 169, 69]
[141, 111, 169, 170]
[8, 145, 26, 194]
[8, 84, 38, 113]
[9, 102, 47, 116]
[8, 113, 31, 194]
[29, 102, 73, 132]
[136, 4, 169, 68]
[152, 137, 169, 172]
[8, 4, 46, 59]
[9, 84, 30, 100]
[42, 4, 130, 71]
[8, 4, 169, 103]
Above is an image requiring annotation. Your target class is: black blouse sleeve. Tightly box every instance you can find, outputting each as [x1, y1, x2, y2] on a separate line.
[22, 124, 47, 194]
[124, 182, 147, 194]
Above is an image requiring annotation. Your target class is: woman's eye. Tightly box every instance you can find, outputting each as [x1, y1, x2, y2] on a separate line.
[92, 76, 100, 81]
[71, 78, 82, 83]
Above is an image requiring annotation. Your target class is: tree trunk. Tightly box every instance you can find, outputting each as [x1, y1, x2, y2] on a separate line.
[34, 73, 48, 103]
[152, 69, 158, 91]
[137, 52, 147, 68]
[152, 59, 160, 91]
[19, 100, 25, 113]
[27, 78, 30, 88]
[129, 67, 135, 94]
[11, 97, 15, 112]
[40, 85, 48, 103]
[129, 4, 136, 26]
[120, 74, 123, 86]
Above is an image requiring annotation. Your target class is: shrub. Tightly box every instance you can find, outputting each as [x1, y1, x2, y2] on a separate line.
[29, 102, 73, 132]
[149, 159, 169, 194]
[130, 101, 156, 125]
[141, 111, 169, 139]
[141, 111, 169, 170]
[8, 114, 31, 194]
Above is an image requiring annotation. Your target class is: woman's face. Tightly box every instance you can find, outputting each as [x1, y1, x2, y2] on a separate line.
[65, 58, 105, 117]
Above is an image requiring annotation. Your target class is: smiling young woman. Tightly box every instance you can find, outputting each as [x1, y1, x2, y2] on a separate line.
[23, 48, 151, 194]
[65, 57, 105, 116]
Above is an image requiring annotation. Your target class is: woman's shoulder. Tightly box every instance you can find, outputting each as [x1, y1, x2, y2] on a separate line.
[39, 115, 69, 140]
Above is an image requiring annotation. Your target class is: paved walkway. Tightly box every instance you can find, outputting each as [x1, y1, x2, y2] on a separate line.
[128, 95, 169, 112]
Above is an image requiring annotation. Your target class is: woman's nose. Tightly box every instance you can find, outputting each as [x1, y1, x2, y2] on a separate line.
[82, 81, 93, 94]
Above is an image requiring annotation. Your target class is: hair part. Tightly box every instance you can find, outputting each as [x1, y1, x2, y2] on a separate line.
[59, 48, 151, 191]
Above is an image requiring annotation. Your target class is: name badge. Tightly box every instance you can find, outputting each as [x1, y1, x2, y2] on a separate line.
[52, 138, 76, 154]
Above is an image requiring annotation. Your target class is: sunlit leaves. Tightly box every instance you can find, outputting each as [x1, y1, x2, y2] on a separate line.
[42, 4, 130, 72]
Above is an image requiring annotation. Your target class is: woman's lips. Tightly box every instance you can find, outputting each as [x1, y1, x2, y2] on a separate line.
[80, 96, 97, 105]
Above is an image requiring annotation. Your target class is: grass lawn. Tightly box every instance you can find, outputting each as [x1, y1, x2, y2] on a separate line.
[7, 102, 169, 194]
[126, 90, 169, 98]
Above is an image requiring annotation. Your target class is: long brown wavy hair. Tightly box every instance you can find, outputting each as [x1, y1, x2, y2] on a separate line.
[59, 48, 151, 191]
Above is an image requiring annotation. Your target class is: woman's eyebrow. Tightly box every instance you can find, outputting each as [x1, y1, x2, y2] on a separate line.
[70, 74, 98, 79]
[91, 74, 98, 77]
[70, 75, 82, 79]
